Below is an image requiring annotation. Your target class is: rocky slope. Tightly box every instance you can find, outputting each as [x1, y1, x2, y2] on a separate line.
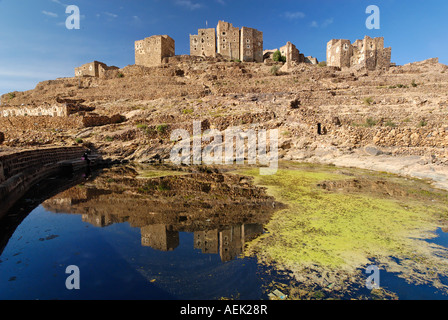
[1, 56, 448, 188]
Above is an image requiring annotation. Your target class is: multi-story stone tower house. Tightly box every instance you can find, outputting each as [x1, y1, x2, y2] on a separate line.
[240, 27, 263, 62]
[327, 36, 391, 70]
[135, 35, 175, 67]
[326, 39, 352, 68]
[190, 28, 216, 57]
[216, 21, 241, 61]
[351, 36, 391, 70]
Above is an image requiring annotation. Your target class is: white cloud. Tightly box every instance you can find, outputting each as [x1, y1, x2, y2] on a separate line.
[175, 0, 202, 10]
[42, 10, 58, 18]
[284, 11, 305, 20]
[321, 18, 334, 28]
[50, 0, 68, 8]
[310, 18, 334, 28]
[104, 12, 118, 18]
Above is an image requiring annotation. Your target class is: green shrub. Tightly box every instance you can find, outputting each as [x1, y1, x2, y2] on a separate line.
[318, 61, 327, 67]
[363, 97, 374, 105]
[117, 72, 124, 78]
[411, 80, 418, 87]
[74, 138, 83, 144]
[384, 120, 396, 127]
[136, 123, 148, 130]
[8, 92, 15, 100]
[182, 108, 194, 115]
[270, 65, 280, 76]
[272, 50, 286, 62]
[418, 120, 427, 127]
[365, 117, 377, 127]
[157, 124, 168, 134]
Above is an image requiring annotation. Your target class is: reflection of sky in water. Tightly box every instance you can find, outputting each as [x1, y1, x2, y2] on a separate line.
[2, 167, 448, 300]
[0, 206, 270, 300]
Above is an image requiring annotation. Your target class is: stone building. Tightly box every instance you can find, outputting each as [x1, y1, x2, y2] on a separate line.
[216, 21, 241, 61]
[190, 21, 264, 62]
[264, 41, 318, 65]
[327, 36, 391, 70]
[135, 35, 175, 68]
[75, 61, 119, 77]
[190, 28, 216, 57]
[279, 42, 305, 64]
[240, 27, 263, 62]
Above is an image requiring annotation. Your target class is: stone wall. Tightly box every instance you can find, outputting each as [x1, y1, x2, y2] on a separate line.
[280, 42, 305, 64]
[240, 27, 263, 62]
[190, 28, 216, 58]
[217, 21, 240, 61]
[327, 39, 352, 68]
[135, 35, 175, 67]
[0, 146, 87, 218]
[0, 104, 69, 117]
[327, 36, 391, 70]
[75, 61, 119, 77]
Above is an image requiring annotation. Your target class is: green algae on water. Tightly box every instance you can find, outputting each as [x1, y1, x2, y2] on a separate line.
[238, 164, 448, 295]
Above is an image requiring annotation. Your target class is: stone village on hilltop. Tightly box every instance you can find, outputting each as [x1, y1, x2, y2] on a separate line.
[74, 20, 392, 78]
[0, 20, 392, 121]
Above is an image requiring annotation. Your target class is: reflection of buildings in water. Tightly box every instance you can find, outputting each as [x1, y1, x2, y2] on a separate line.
[82, 214, 113, 228]
[194, 224, 264, 262]
[39, 168, 279, 260]
[141, 224, 179, 251]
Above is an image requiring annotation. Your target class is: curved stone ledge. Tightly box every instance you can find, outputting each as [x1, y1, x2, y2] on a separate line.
[0, 146, 88, 219]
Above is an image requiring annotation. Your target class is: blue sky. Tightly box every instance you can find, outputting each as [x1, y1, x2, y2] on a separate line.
[1, 0, 447, 96]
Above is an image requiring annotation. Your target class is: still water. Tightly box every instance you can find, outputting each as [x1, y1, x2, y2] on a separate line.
[0, 165, 284, 300]
[1, 164, 448, 300]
